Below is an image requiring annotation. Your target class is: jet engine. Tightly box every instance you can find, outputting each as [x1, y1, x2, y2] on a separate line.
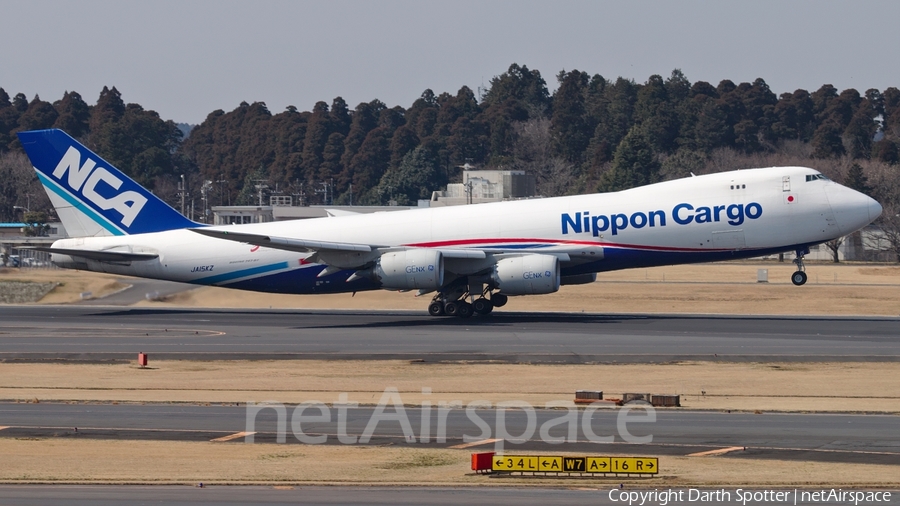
[561, 272, 597, 285]
[372, 249, 444, 290]
[491, 254, 560, 295]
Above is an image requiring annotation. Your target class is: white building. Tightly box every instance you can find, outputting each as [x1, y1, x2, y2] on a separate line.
[430, 167, 535, 207]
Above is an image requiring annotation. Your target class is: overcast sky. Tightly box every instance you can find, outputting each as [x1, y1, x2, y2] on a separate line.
[2, 0, 899, 125]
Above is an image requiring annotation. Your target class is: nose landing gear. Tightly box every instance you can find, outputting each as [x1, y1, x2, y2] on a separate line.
[791, 247, 809, 286]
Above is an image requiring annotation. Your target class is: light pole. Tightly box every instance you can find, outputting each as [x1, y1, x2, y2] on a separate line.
[180, 174, 186, 217]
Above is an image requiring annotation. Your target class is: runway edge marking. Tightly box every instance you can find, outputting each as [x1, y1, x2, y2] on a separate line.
[449, 438, 502, 449]
[687, 446, 745, 457]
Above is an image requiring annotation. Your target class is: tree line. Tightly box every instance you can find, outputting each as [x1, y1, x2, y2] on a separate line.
[1, 64, 899, 259]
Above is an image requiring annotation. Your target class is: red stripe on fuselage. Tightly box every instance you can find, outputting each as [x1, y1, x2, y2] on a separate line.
[404, 238, 732, 253]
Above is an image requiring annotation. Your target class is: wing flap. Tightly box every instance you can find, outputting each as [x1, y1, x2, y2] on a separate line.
[437, 249, 487, 259]
[191, 229, 374, 253]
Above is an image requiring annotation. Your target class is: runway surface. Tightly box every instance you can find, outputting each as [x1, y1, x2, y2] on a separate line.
[1, 306, 899, 363]
[1, 304, 897, 490]
[2, 402, 898, 464]
[0, 486, 633, 506]
[76, 279, 196, 306]
[10, 485, 897, 506]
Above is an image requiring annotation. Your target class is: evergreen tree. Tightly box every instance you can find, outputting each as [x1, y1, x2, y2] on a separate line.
[0, 88, 15, 152]
[300, 101, 333, 183]
[692, 98, 730, 151]
[481, 63, 551, 116]
[338, 100, 384, 189]
[17, 95, 58, 132]
[844, 106, 877, 159]
[266, 105, 309, 188]
[811, 120, 845, 158]
[235, 165, 268, 206]
[319, 131, 345, 183]
[665, 69, 692, 103]
[348, 127, 391, 203]
[52, 91, 90, 138]
[378, 145, 444, 205]
[690, 81, 718, 99]
[598, 126, 660, 192]
[12, 93, 28, 113]
[550, 70, 589, 163]
[772, 89, 814, 141]
[406, 90, 439, 140]
[388, 125, 420, 170]
[329, 97, 351, 137]
[484, 98, 527, 164]
[873, 139, 899, 165]
[446, 116, 488, 166]
[883, 87, 900, 139]
[586, 77, 637, 164]
[811, 84, 839, 122]
[89, 86, 125, 136]
[844, 163, 872, 195]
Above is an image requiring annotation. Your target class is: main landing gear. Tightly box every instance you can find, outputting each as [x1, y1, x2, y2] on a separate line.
[791, 247, 809, 286]
[427, 283, 508, 318]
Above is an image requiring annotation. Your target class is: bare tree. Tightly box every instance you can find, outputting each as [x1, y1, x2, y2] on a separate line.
[512, 118, 552, 169]
[869, 201, 900, 262]
[0, 152, 51, 221]
[867, 163, 900, 262]
[511, 118, 575, 197]
[823, 237, 844, 263]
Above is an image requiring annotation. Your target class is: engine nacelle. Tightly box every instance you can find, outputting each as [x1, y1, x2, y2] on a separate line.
[561, 272, 597, 286]
[373, 249, 444, 290]
[491, 254, 560, 295]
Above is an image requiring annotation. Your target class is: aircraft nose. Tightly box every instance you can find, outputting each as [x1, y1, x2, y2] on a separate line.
[826, 185, 881, 235]
[868, 196, 883, 222]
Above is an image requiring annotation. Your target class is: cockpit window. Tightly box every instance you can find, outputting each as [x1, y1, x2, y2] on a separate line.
[805, 173, 828, 182]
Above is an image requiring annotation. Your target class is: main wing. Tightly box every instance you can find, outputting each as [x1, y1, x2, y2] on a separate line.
[189, 228, 603, 302]
[190, 228, 489, 260]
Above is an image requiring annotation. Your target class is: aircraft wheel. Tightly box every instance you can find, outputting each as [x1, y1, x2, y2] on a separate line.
[473, 297, 493, 315]
[444, 301, 459, 316]
[456, 301, 474, 318]
[491, 293, 508, 307]
[791, 271, 808, 286]
[428, 301, 445, 316]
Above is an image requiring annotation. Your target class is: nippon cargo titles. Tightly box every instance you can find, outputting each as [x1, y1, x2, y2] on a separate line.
[561, 201, 763, 237]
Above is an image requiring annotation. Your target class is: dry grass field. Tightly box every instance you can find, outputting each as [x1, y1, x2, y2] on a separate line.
[1, 360, 898, 413]
[135, 261, 900, 315]
[1, 261, 898, 315]
[1, 262, 898, 486]
[2, 439, 898, 487]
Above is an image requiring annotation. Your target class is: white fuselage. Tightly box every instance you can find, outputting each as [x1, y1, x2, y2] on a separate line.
[48, 167, 880, 294]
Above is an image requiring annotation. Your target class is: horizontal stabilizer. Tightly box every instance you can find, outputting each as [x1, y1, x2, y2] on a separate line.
[24, 247, 159, 262]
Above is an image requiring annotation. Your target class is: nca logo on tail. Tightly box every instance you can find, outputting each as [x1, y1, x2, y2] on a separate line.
[52, 146, 147, 227]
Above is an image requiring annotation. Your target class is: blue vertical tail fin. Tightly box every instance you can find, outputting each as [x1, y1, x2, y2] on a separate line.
[17, 129, 200, 237]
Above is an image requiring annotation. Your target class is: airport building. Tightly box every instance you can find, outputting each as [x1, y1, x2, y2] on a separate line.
[429, 165, 535, 207]
[209, 165, 533, 223]
[0, 221, 68, 267]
